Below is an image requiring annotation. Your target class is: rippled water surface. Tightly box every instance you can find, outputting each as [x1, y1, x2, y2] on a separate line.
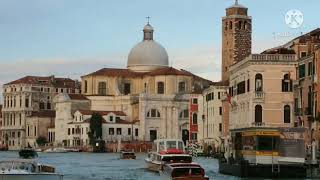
[0, 151, 258, 180]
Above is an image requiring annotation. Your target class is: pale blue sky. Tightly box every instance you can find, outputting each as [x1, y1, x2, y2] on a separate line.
[0, 0, 319, 91]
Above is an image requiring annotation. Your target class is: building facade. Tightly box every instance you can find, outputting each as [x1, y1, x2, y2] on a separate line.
[1, 76, 80, 150]
[80, 23, 212, 142]
[228, 54, 297, 130]
[200, 84, 228, 150]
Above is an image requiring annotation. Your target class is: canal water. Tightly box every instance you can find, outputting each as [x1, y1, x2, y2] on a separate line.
[0, 151, 303, 180]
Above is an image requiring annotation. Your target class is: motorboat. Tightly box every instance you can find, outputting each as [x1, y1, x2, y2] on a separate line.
[145, 139, 192, 172]
[18, 148, 38, 159]
[120, 151, 136, 159]
[44, 147, 68, 153]
[0, 160, 63, 180]
[160, 163, 209, 180]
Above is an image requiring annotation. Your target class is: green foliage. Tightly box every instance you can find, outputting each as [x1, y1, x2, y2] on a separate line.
[36, 136, 48, 146]
[88, 113, 103, 146]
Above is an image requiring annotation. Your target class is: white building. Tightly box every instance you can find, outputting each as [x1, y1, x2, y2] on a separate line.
[66, 110, 139, 147]
[200, 84, 228, 149]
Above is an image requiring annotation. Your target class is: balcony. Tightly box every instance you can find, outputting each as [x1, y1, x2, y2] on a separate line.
[254, 91, 265, 102]
[251, 122, 265, 127]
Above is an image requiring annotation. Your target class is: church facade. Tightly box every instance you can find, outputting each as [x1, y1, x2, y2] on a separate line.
[80, 23, 212, 142]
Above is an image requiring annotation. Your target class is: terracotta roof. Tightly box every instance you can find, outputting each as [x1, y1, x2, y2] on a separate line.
[4, 75, 79, 89]
[78, 110, 126, 116]
[146, 67, 192, 76]
[68, 94, 88, 100]
[82, 68, 145, 78]
[82, 67, 207, 78]
[31, 110, 56, 118]
[115, 119, 135, 124]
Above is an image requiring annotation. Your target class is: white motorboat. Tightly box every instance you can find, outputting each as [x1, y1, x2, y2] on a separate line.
[44, 147, 68, 153]
[145, 139, 192, 172]
[160, 163, 209, 180]
[0, 159, 63, 180]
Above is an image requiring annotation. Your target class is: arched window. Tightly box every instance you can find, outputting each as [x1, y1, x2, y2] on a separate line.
[282, 74, 292, 92]
[178, 82, 186, 93]
[98, 82, 107, 95]
[229, 21, 233, 29]
[244, 21, 248, 30]
[146, 109, 161, 118]
[284, 105, 291, 123]
[255, 105, 262, 123]
[192, 113, 198, 124]
[179, 109, 189, 119]
[157, 82, 164, 94]
[255, 74, 263, 92]
[225, 22, 228, 30]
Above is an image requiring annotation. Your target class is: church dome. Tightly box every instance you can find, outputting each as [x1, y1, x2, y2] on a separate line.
[127, 23, 169, 72]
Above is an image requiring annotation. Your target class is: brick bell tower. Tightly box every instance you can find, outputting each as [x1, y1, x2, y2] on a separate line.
[221, 0, 252, 81]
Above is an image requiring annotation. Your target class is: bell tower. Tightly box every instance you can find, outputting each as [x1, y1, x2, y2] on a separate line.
[221, 0, 252, 81]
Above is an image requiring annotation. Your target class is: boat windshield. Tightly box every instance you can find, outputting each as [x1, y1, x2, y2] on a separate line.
[159, 141, 165, 152]
[167, 141, 180, 149]
[172, 167, 203, 177]
[0, 161, 36, 173]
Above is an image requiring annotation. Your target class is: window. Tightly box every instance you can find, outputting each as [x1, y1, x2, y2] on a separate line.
[25, 97, 29, 108]
[135, 129, 139, 136]
[192, 98, 198, 104]
[128, 128, 131, 135]
[282, 74, 292, 92]
[308, 62, 313, 76]
[206, 92, 214, 101]
[124, 83, 131, 95]
[179, 109, 189, 119]
[191, 133, 197, 141]
[237, 81, 246, 95]
[247, 79, 250, 92]
[84, 80, 88, 93]
[39, 102, 45, 110]
[109, 116, 114, 122]
[238, 21, 242, 30]
[255, 105, 263, 123]
[192, 113, 198, 124]
[219, 107, 222, 115]
[225, 22, 228, 30]
[72, 128, 74, 134]
[300, 51, 307, 58]
[34, 126, 37, 136]
[47, 103, 51, 110]
[109, 128, 114, 135]
[255, 74, 263, 92]
[147, 109, 161, 118]
[299, 64, 305, 78]
[98, 82, 107, 95]
[219, 123, 222, 132]
[218, 92, 221, 99]
[229, 21, 233, 29]
[284, 105, 291, 123]
[178, 82, 186, 93]
[116, 128, 122, 135]
[157, 82, 164, 94]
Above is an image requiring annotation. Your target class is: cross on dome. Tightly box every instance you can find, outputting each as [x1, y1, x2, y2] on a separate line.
[146, 16, 150, 24]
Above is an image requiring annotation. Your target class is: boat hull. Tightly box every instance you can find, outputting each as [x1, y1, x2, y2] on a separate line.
[145, 158, 162, 172]
[0, 174, 63, 180]
[219, 161, 306, 178]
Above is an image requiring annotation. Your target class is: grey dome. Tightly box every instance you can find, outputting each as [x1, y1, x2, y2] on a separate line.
[127, 23, 169, 72]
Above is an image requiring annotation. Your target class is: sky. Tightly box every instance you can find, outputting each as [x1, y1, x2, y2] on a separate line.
[0, 0, 320, 102]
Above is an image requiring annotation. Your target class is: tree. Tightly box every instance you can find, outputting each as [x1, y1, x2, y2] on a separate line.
[88, 113, 104, 151]
[36, 136, 48, 147]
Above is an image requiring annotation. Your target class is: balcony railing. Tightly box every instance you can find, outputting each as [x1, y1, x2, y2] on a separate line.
[251, 122, 265, 127]
[251, 54, 296, 61]
[254, 91, 264, 100]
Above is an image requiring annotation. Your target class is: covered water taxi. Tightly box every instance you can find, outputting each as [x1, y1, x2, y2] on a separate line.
[145, 139, 192, 172]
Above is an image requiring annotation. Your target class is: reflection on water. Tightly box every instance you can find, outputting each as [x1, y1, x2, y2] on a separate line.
[0, 152, 244, 180]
